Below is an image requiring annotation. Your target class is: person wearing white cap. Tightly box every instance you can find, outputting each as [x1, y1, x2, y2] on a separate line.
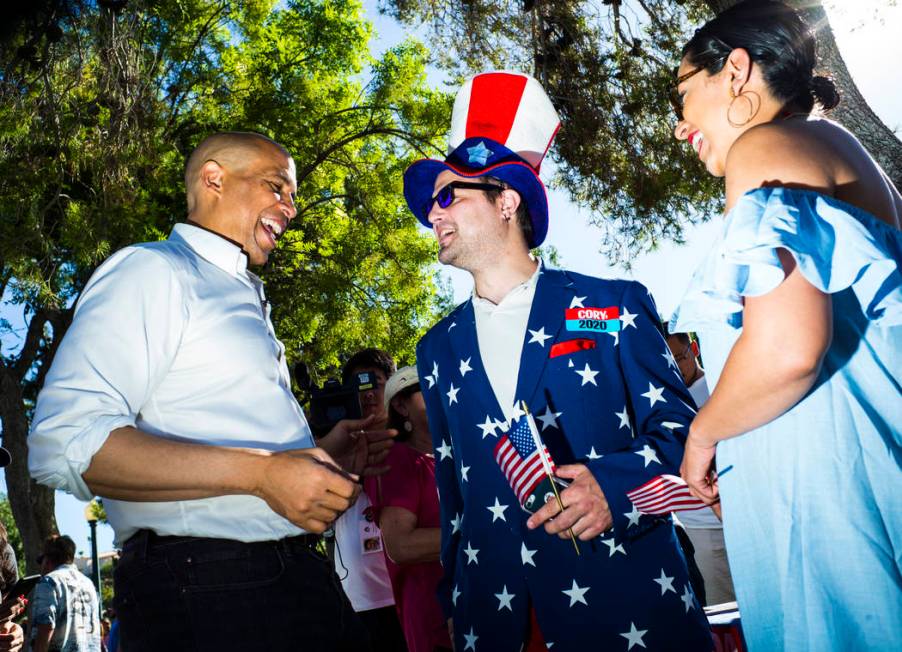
[363, 366, 451, 652]
[405, 72, 713, 651]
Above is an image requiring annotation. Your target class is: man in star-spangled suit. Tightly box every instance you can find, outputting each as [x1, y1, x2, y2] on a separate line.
[404, 71, 713, 651]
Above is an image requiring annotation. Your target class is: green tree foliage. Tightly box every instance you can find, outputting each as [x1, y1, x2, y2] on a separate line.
[0, 0, 449, 565]
[0, 496, 26, 579]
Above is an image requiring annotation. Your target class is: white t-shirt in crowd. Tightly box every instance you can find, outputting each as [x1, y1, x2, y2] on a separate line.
[333, 493, 395, 612]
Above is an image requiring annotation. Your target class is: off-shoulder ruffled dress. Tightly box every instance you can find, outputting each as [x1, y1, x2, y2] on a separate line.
[671, 187, 901, 651]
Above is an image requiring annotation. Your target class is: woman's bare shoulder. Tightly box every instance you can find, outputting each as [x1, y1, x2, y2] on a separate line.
[724, 119, 835, 211]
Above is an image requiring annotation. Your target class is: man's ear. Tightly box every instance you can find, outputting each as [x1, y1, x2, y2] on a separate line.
[499, 188, 522, 221]
[200, 159, 225, 197]
[726, 47, 753, 96]
[691, 340, 700, 357]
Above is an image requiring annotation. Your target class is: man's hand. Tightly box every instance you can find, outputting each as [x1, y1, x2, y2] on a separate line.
[526, 464, 612, 541]
[0, 597, 26, 625]
[319, 415, 396, 477]
[0, 622, 23, 652]
[680, 431, 721, 518]
[256, 448, 361, 533]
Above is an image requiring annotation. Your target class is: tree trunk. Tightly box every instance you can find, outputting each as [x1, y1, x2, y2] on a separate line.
[703, 0, 902, 191]
[0, 362, 58, 575]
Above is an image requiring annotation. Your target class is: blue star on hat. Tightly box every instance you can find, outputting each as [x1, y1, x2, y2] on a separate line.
[466, 141, 493, 166]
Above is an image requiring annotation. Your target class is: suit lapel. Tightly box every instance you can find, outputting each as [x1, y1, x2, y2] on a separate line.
[513, 268, 576, 408]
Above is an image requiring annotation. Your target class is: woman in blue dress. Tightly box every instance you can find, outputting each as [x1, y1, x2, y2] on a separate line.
[669, 2, 901, 650]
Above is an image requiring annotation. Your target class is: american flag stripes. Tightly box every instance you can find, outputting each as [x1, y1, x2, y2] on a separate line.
[494, 415, 556, 507]
[626, 474, 708, 514]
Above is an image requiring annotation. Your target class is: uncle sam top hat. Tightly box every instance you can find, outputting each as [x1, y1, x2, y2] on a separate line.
[403, 71, 560, 248]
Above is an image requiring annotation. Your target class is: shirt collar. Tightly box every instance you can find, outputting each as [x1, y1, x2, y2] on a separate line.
[171, 222, 249, 277]
[471, 259, 543, 311]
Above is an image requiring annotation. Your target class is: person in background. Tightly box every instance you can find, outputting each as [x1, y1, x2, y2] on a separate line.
[29, 535, 100, 652]
[333, 349, 407, 652]
[0, 446, 23, 652]
[671, 2, 901, 649]
[664, 327, 735, 606]
[366, 366, 451, 652]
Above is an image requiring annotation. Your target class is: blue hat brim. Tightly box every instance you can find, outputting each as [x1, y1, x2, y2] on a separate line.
[403, 148, 549, 248]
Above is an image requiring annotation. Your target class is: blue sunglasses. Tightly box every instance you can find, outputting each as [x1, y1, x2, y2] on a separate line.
[424, 181, 504, 219]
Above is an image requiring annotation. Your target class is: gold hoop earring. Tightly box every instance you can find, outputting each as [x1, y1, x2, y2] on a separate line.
[727, 89, 761, 128]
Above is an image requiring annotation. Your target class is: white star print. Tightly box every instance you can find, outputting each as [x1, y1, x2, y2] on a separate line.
[607, 330, 620, 346]
[575, 362, 599, 386]
[463, 627, 478, 651]
[661, 421, 685, 431]
[615, 406, 630, 430]
[459, 357, 472, 377]
[620, 306, 638, 329]
[536, 406, 562, 431]
[446, 383, 460, 405]
[602, 537, 626, 557]
[448, 321, 457, 333]
[640, 382, 666, 407]
[494, 417, 508, 433]
[521, 542, 537, 567]
[653, 569, 676, 595]
[562, 579, 590, 607]
[494, 585, 515, 611]
[567, 359, 574, 368]
[680, 585, 696, 612]
[586, 447, 603, 460]
[436, 439, 453, 461]
[424, 374, 435, 389]
[509, 402, 526, 422]
[662, 350, 678, 370]
[624, 503, 641, 528]
[528, 327, 553, 347]
[620, 622, 648, 650]
[635, 444, 661, 467]
[569, 295, 587, 309]
[464, 541, 479, 565]
[432, 361, 439, 380]
[461, 465, 470, 482]
[477, 415, 498, 439]
[450, 512, 461, 534]
[452, 584, 461, 605]
[486, 497, 509, 522]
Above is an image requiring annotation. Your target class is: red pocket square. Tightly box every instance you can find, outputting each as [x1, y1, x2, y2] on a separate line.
[549, 338, 596, 358]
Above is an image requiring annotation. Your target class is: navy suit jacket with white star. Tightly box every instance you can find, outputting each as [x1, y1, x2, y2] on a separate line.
[415, 267, 714, 652]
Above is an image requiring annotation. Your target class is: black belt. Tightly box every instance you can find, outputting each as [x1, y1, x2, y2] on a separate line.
[124, 529, 322, 552]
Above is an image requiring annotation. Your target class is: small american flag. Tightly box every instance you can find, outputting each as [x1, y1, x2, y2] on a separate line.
[494, 414, 556, 507]
[626, 474, 708, 514]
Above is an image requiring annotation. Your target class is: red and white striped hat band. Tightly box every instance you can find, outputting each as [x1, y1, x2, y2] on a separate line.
[449, 71, 561, 173]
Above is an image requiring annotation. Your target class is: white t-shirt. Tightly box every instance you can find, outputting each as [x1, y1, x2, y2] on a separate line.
[676, 376, 723, 529]
[472, 263, 541, 420]
[333, 493, 395, 612]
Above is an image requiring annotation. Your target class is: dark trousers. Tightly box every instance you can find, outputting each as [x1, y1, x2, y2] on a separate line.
[114, 530, 371, 652]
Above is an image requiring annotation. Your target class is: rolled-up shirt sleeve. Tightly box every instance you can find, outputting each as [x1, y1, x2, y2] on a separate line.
[29, 246, 186, 500]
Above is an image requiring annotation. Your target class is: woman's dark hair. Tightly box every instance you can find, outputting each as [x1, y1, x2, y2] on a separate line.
[387, 382, 421, 442]
[682, 0, 840, 113]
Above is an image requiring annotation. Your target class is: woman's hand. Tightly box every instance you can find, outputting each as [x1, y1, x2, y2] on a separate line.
[681, 431, 721, 518]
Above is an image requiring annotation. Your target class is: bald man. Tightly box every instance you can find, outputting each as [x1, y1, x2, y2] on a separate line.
[29, 132, 389, 651]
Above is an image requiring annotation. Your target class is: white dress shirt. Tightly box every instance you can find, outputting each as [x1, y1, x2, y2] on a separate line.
[29, 223, 315, 544]
[472, 262, 541, 421]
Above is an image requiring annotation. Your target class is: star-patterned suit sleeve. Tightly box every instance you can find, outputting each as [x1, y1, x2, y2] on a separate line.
[416, 338, 461, 620]
[587, 280, 697, 539]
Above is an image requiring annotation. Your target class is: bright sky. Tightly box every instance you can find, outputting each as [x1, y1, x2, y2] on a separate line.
[17, 0, 902, 556]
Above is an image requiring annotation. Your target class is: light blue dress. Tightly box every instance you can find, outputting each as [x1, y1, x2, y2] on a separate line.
[672, 187, 902, 652]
